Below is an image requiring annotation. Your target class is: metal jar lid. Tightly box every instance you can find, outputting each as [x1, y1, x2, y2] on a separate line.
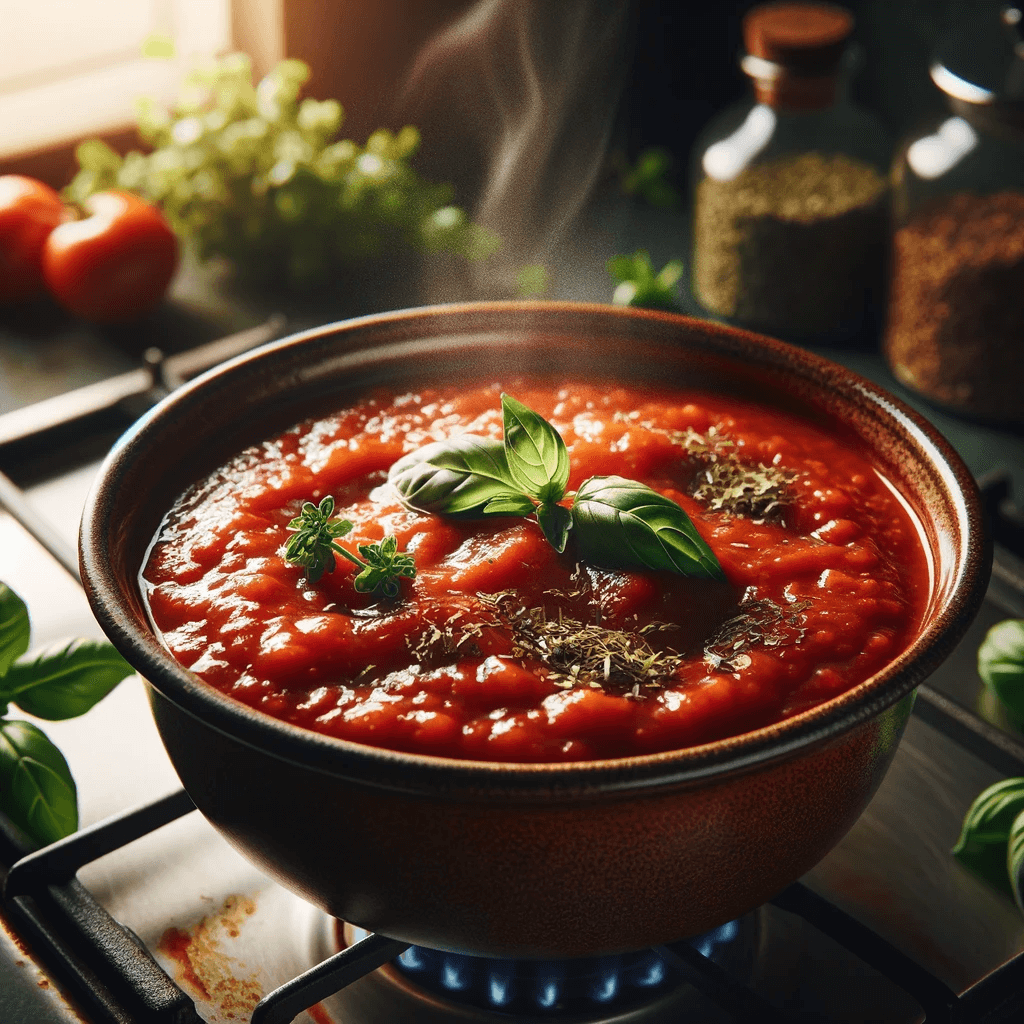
[931, 6, 1024, 132]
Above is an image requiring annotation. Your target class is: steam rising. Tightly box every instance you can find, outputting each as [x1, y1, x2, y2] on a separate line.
[396, 0, 631, 297]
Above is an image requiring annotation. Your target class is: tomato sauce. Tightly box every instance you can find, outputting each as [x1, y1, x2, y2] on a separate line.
[142, 381, 930, 762]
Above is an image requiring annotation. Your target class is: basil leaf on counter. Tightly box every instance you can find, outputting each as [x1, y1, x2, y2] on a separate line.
[389, 435, 524, 516]
[978, 619, 1024, 722]
[0, 719, 77, 846]
[1010, 810, 1024, 912]
[537, 502, 572, 554]
[952, 777, 1024, 895]
[5, 640, 134, 720]
[0, 583, 30, 677]
[501, 393, 570, 503]
[571, 476, 724, 580]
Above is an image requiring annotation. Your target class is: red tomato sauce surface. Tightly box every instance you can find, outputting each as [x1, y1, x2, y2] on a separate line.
[143, 381, 930, 762]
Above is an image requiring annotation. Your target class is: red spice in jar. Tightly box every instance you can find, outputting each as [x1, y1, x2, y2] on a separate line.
[142, 381, 929, 763]
[884, 190, 1024, 424]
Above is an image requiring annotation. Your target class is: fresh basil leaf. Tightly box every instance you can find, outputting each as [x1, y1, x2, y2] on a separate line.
[482, 495, 536, 517]
[0, 583, 30, 679]
[389, 435, 525, 516]
[1010, 809, 1024, 912]
[571, 476, 724, 580]
[0, 719, 77, 846]
[537, 502, 572, 554]
[952, 776, 1024, 895]
[6, 640, 133, 721]
[501, 394, 570, 503]
[979, 619, 1024, 722]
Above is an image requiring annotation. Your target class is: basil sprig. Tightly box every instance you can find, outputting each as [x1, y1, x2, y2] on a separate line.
[978, 619, 1024, 724]
[572, 476, 723, 581]
[954, 777, 1024, 909]
[389, 394, 724, 579]
[0, 583, 133, 846]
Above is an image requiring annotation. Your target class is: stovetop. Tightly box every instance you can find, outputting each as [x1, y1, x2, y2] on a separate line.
[2, 198, 1024, 1023]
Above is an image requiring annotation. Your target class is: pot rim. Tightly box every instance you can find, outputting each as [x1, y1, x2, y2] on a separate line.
[80, 300, 990, 798]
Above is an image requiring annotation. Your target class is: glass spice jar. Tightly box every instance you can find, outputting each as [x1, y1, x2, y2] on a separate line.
[884, 6, 1024, 426]
[691, 1, 890, 343]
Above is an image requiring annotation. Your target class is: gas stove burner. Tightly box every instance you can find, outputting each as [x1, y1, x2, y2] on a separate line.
[392, 942, 684, 1014]
[317, 916, 761, 1023]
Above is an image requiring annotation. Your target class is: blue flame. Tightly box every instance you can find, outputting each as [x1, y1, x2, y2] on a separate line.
[694, 918, 739, 960]
[631, 952, 666, 987]
[441, 955, 469, 991]
[590, 963, 620, 1003]
[389, 918, 743, 1015]
[487, 965, 515, 1007]
[397, 946, 427, 971]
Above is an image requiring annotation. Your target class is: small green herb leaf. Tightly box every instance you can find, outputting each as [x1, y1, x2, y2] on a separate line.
[571, 476, 724, 580]
[607, 250, 683, 311]
[389, 435, 524, 516]
[286, 494, 415, 596]
[0, 719, 77, 846]
[482, 494, 536, 517]
[1010, 809, 1024, 912]
[0, 584, 30, 678]
[537, 502, 572, 553]
[619, 147, 680, 209]
[5, 640, 134, 720]
[953, 776, 1024, 895]
[979, 619, 1024, 722]
[284, 495, 354, 582]
[353, 536, 417, 598]
[501, 393, 570, 503]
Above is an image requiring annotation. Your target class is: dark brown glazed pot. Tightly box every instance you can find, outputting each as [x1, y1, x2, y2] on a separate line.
[80, 302, 988, 958]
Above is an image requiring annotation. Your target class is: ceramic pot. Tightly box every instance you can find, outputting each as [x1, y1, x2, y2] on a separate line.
[80, 302, 988, 958]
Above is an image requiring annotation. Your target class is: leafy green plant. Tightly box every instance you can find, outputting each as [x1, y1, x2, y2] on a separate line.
[978, 619, 1024, 724]
[389, 394, 724, 580]
[285, 496, 416, 597]
[619, 147, 681, 209]
[953, 776, 1024, 908]
[65, 54, 499, 291]
[0, 584, 132, 846]
[607, 251, 684, 311]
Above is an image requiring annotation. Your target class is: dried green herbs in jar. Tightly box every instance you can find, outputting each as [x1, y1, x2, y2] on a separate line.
[693, 151, 888, 339]
[690, 3, 890, 342]
[884, 190, 1024, 424]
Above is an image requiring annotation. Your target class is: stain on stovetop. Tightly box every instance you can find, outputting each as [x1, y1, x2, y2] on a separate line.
[158, 896, 263, 1020]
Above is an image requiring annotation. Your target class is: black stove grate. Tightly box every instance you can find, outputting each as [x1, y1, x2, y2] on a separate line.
[1, 393, 1024, 1023]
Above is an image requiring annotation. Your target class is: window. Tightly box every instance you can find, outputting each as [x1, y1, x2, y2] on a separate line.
[0, 0, 233, 159]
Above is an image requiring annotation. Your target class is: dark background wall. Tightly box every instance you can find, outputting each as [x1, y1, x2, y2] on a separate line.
[624, 0, 1005, 164]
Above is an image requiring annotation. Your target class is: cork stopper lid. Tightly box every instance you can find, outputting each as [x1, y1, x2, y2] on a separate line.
[743, 2, 854, 76]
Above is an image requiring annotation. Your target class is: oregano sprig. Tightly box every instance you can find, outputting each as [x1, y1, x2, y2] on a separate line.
[284, 495, 416, 597]
[389, 394, 724, 580]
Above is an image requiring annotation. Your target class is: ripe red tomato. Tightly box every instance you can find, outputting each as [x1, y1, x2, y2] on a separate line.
[0, 175, 65, 303]
[42, 191, 178, 323]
